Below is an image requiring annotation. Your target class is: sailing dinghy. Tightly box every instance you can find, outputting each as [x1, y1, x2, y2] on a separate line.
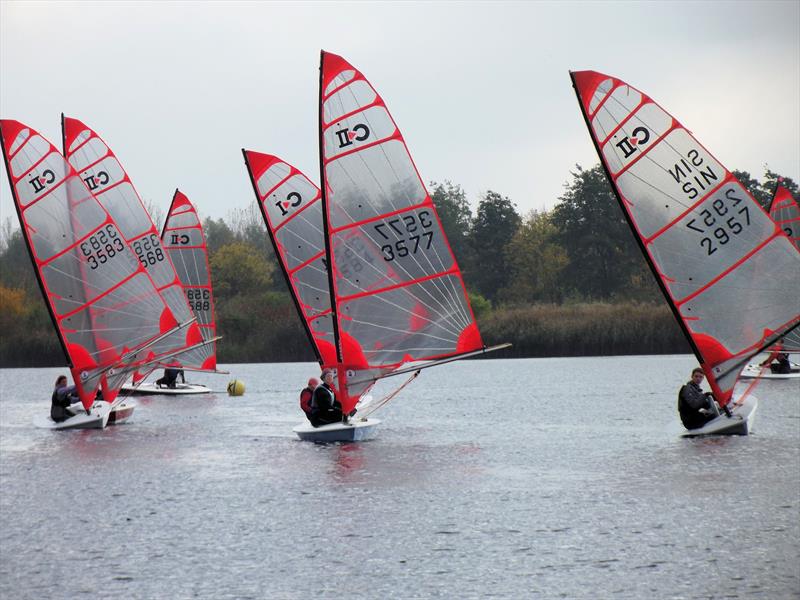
[121, 190, 223, 395]
[571, 71, 800, 436]
[244, 51, 507, 442]
[61, 117, 218, 401]
[740, 184, 800, 379]
[0, 119, 185, 429]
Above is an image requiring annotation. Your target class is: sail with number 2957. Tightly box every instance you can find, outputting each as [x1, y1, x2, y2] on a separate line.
[571, 70, 800, 406]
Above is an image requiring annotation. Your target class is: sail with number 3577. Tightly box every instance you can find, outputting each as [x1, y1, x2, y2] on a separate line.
[244, 51, 508, 441]
[571, 71, 800, 434]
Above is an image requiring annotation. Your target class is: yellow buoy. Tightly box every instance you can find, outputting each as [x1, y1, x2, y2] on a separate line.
[227, 379, 245, 396]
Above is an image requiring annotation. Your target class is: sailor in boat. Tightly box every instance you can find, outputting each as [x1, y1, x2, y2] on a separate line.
[760, 347, 792, 374]
[769, 353, 792, 375]
[156, 367, 185, 389]
[51, 375, 81, 422]
[310, 369, 344, 427]
[300, 377, 318, 422]
[678, 368, 731, 430]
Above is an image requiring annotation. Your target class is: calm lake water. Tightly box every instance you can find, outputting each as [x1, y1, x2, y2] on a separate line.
[0, 355, 798, 599]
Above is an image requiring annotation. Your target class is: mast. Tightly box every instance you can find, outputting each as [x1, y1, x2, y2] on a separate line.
[318, 49, 344, 365]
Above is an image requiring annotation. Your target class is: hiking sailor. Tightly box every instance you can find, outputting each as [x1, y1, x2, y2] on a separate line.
[51, 375, 82, 422]
[678, 367, 730, 430]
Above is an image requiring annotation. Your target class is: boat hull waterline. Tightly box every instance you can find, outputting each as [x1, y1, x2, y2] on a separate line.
[120, 382, 212, 396]
[739, 363, 800, 380]
[34, 402, 112, 430]
[293, 418, 381, 442]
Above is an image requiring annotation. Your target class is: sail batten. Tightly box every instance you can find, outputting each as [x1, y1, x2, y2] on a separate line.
[572, 71, 800, 405]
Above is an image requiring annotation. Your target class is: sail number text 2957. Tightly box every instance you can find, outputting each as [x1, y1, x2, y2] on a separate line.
[373, 211, 434, 262]
[685, 188, 751, 255]
[80, 224, 125, 270]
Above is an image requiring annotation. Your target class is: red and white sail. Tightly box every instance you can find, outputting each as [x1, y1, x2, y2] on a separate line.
[0, 119, 180, 409]
[243, 151, 336, 367]
[571, 71, 800, 405]
[767, 184, 800, 352]
[160, 189, 218, 371]
[62, 117, 206, 376]
[318, 51, 484, 413]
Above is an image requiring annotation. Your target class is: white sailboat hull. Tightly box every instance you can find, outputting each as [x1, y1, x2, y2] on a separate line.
[34, 401, 111, 430]
[739, 363, 800, 380]
[109, 400, 135, 425]
[681, 395, 758, 437]
[293, 418, 381, 442]
[120, 382, 211, 395]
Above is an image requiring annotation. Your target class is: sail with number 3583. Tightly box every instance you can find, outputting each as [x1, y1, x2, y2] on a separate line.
[0, 119, 181, 410]
[571, 70, 800, 408]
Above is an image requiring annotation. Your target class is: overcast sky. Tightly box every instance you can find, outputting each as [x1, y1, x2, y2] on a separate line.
[1, 1, 798, 228]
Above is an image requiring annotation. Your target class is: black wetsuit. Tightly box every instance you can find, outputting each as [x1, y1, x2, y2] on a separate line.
[156, 368, 181, 388]
[310, 383, 343, 427]
[678, 381, 716, 430]
[51, 385, 79, 423]
[771, 355, 792, 374]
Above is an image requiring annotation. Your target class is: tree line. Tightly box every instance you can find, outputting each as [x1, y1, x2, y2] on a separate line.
[0, 165, 795, 366]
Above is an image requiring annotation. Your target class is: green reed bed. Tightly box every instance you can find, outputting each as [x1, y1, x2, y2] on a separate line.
[479, 302, 689, 358]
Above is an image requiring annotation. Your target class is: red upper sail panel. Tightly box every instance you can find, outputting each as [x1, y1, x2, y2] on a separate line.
[571, 70, 800, 405]
[319, 51, 484, 412]
[0, 119, 179, 409]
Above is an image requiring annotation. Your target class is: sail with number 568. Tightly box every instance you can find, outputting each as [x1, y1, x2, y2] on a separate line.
[62, 116, 207, 378]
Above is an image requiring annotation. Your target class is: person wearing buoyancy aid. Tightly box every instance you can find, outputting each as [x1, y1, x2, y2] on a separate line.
[310, 369, 344, 427]
[51, 375, 81, 422]
[299, 377, 318, 422]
